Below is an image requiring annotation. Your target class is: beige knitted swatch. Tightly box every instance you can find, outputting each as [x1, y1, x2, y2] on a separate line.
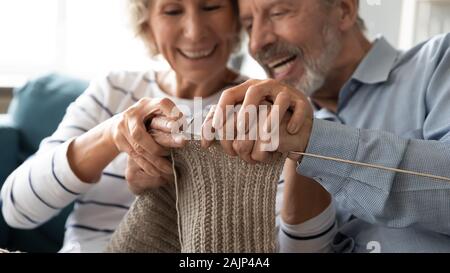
[106, 141, 286, 253]
[105, 181, 180, 253]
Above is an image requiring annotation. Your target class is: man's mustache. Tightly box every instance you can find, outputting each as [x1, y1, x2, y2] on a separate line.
[255, 43, 304, 65]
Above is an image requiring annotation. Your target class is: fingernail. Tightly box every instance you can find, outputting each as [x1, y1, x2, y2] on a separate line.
[212, 116, 220, 129]
[288, 122, 299, 134]
[262, 121, 269, 134]
[167, 121, 175, 130]
[237, 120, 244, 132]
[174, 134, 185, 144]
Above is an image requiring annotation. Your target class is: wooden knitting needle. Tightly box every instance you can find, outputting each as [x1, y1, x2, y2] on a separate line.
[289, 151, 450, 184]
[148, 117, 450, 184]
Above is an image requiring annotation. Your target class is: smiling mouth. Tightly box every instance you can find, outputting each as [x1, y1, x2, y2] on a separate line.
[178, 46, 217, 60]
[267, 54, 298, 77]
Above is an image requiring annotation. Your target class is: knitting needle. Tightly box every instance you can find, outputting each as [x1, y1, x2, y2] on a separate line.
[149, 117, 450, 184]
[289, 151, 450, 184]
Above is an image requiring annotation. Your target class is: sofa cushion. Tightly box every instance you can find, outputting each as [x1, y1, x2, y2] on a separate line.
[8, 74, 88, 161]
[0, 200, 9, 247]
[0, 115, 19, 185]
[2, 74, 87, 252]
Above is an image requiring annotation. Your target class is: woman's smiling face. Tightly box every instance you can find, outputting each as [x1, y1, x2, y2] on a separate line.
[147, 0, 239, 83]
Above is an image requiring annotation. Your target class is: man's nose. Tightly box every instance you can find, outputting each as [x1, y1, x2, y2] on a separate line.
[249, 20, 277, 56]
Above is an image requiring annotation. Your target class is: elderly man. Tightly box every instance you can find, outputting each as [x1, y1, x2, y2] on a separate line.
[206, 0, 450, 252]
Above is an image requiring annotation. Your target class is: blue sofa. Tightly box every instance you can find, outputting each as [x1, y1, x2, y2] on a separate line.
[0, 74, 88, 252]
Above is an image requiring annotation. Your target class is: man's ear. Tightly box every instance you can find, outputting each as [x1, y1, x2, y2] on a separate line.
[337, 0, 359, 31]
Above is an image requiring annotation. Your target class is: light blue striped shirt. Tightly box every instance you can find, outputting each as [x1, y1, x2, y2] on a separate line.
[297, 34, 450, 253]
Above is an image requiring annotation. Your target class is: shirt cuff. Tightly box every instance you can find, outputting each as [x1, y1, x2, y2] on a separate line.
[297, 119, 360, 195]
[281, 200, 336, 236]
[279, 200, 337, 253]
[53, 138, 96, 195]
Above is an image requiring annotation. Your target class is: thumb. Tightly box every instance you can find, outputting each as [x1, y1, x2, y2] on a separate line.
[150, 130, 187, 148]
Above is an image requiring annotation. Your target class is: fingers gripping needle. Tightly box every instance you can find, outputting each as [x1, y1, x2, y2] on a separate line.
[150, 114, 450, 184]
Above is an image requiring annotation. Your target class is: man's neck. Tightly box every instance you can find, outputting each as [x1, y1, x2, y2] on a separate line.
[311, 30, 372, 113]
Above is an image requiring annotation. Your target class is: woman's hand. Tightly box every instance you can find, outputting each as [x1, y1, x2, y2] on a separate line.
[125, 156, 175, 195]
[109, 97, 187, 187]
[123, 112, 190, 194]
[68, 97, 186, 184]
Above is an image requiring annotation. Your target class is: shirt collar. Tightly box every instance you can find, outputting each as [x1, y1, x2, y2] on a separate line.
[351, 36, 400, 84]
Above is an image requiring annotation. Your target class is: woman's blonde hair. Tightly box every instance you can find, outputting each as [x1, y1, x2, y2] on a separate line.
[127, 0, 241, 56]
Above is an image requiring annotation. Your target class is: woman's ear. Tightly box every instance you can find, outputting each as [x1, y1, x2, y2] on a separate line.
[337, 0, 359, 31]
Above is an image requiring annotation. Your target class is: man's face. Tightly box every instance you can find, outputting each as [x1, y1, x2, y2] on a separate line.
[239, 0, 342, 96]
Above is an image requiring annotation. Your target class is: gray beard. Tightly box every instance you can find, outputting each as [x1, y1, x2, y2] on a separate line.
[286, 67, 326, 97]
[287, 24, 342, 97]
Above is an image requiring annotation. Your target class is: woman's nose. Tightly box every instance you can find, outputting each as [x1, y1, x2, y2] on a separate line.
[183, 14, 206, 41]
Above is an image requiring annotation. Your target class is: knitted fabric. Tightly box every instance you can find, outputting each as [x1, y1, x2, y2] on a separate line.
[105, 181, 180, 253]
[106, 141, 286, 253]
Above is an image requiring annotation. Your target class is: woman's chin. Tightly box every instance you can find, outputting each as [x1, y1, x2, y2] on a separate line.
[176, 63, 228, 84]
[178, 70, 219, 83]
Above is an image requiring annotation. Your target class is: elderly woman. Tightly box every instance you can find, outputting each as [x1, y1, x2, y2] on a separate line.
[1, 0, 245, 252]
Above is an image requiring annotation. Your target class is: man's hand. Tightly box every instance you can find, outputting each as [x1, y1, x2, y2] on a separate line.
[201, 79, 314, 162]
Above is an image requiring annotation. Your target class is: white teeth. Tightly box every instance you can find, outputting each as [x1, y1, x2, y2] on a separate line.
[273, 58, 296, 76]
[181, 48, 215, 59]
[268, 55, 296, 69]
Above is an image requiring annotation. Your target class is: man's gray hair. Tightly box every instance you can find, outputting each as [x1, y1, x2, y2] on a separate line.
[322, 0, 366, 31]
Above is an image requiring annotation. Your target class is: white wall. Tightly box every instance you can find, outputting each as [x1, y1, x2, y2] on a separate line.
[359, 0, 404, 47]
